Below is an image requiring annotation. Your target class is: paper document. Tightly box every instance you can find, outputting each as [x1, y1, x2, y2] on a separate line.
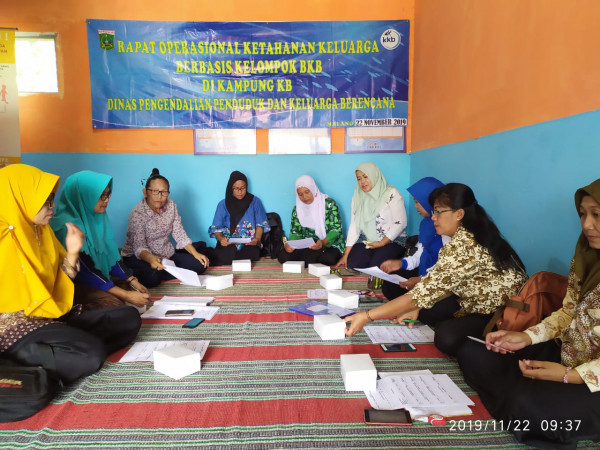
[157, 296, 215, 306]
[355, 266, 407, 284]
[141, 304, 219, 320]
[364, 325, 434, 343]
[161, 259, 205, 287]
[375, 371, 472, 418]
[287, 238, 315, 249]
[307, 289, 370, 299]
[229, 237, 251, 244]
[120, 340, 210, 362]
[365, 374, 474, 409]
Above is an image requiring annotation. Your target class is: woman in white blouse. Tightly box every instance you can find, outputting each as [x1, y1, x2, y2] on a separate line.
[333, 162, 407, 270]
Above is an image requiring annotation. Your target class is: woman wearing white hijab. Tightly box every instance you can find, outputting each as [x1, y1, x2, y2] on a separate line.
[278, 175, 345, 267]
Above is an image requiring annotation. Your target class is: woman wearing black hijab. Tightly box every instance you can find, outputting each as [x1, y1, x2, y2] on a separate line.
[208, 171, 270, 266]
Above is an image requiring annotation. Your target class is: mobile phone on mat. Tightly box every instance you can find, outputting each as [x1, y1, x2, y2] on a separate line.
[364, 409, 412, 425]
[380, 343, 416, 352]
[182, 318, 205, 328]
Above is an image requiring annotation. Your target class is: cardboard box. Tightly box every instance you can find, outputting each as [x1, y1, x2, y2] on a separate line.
[154, 344, 201, 380]
[314, 314, 346, 340]
[282, 261, 304, 273]
[340, 353, 377, 391]
[308, 263, 330, 277]
[328, 290, 359, 309]
[206, 274, 234, 290]
[232, 259, 252, 272]
[320, 274, 342, 290]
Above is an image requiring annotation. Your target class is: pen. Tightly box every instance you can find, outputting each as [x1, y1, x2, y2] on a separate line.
[401, 319, 416, 323]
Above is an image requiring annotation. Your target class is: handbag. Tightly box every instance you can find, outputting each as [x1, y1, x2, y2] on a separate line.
[0, 359, 60, 423]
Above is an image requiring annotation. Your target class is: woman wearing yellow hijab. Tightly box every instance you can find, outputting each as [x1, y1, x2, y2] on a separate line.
[0, 164, 141, 390]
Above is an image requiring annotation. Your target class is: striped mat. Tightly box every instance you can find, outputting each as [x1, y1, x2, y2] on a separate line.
[1, 260, 596, 449]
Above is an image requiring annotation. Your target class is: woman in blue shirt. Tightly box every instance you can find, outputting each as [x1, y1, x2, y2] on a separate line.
[209, 171, 270, 266]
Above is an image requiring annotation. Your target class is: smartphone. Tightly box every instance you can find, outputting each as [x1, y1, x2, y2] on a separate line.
[182, 318, 205, 328]
[364, 409, 412, 425]
[380, 343, 417, 352]
[165, 309, 195, 316]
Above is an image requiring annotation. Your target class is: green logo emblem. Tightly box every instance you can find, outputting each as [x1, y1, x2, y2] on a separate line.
[99, 30, 115, 51]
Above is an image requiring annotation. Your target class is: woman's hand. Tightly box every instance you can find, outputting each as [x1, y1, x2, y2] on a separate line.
[399, 276, 421, 290]
[310, 240, 324, 250]
[125, 290, 150, 307]
[149, 254, 165, 270]
[284, 243, 295, 253]
[518, 360, 583, 384]
[130, 278, 149, 295]
[390, 307, 420, 328]
[246, 237, 260, 246]
[380, 259, 402, 273]
[194, 253, 209, 267]
[485, 330, 532, 353]
[64, 222, 85, 255]
[345, 311, 370, 337]
[332, 254, 348, 269]
[219, 237, 230, 247]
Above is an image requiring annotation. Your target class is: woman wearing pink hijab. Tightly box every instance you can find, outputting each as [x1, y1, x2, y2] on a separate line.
[278, 175, 345, 267]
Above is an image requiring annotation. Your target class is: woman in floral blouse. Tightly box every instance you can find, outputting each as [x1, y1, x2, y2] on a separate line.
[278, 175, 345, 267]
[209, 171, 270, 266]
[333, 162, 407, 270]
[345, 183, 527, 357]
[121, 168, 211, 288]
[457, 178, 600, 449]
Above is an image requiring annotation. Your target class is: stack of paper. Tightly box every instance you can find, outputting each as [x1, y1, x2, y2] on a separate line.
[364, 325, 435, 344]
[161, 259, 208, 287]
[355, 266, 407, 284]
[141, 304, 219, 320]
[289, 300, 355, 318]
[314, 314, 346, 340]
[120, 340, 210, 362]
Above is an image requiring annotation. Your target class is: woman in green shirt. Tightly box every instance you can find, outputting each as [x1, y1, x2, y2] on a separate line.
[278, 175, 345, 267]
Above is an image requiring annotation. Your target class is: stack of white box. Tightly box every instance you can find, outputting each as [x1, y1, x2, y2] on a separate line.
[328, 290, 359, 309]
[154, 344, 201, 380]
[314, 314, 346, 340]
[340, 353, 377, 391]
[282, 261, 304, 273]
[320, 273, 342, 290]
[206, 274, 234, 290]
[308, 263, 330, 276]
[232, 259, 252, 271]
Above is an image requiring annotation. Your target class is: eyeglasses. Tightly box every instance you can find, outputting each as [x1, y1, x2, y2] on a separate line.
[431, 208, 456, 216]
[43, 193, 55, 208]
[100, 191, 112, 201]
[233, 186, 247, 193]
[147, 189, 170, 197]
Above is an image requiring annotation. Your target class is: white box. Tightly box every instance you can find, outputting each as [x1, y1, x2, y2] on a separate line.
[340, 353, 377, 391]
[308, 263, 330, 277]
[283, 261, 304, 273]
[314, 314, 346, 340]
[154, 344, 201, 380]
[328, 290, 359, 309]
[206, 274, 234, 290]
[320, 274, 342, 290]
[232, 259, 252, 272]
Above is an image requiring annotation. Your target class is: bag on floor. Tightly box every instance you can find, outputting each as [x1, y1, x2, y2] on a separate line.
[260, 212, 284, 258]
[483, 271, 568, 335]
[0, 359, 60, 423]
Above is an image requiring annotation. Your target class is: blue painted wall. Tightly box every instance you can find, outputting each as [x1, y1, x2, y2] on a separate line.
[23, 152, 412, 250]
[410, 109, 600, 275]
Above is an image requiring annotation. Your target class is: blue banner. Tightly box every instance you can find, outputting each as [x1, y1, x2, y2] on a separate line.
[86, 19, 409, 129]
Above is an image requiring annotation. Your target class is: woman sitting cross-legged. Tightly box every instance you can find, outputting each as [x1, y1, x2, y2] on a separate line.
[0, 164, 141, 398]
[121, 168, 211, 288]
[456, 178, 600, 450]
[345, 183, 528, 356]
[277, 175, 344, 267]
[51, 170, 150, 310]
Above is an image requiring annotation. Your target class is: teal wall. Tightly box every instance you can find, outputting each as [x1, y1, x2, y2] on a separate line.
[410, 109, 600, 275]
[23, 152, 412, 249]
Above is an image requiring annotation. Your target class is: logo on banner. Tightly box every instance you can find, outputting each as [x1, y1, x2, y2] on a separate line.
[380, 28, 401, 50]
[98, 30, 115, 51]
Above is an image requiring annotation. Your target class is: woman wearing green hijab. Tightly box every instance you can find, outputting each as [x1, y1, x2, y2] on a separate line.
[333, 162, 407, 270]
[457, 178, 600, 449]
[51, 171, 150, 310]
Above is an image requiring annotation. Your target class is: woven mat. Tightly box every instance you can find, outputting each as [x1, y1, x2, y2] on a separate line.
[2, 260, 596, 449]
